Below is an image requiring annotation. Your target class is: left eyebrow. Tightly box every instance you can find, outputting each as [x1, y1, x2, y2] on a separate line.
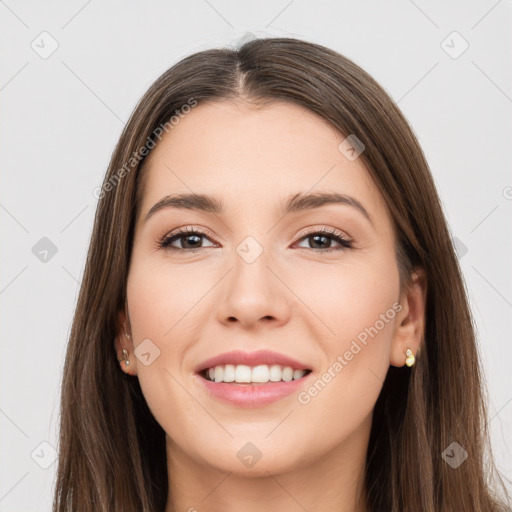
[281, 191, 373, 226]
[144, 191, 374, 227]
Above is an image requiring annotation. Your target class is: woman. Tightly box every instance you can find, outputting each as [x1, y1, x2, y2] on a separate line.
[53, 37, 510, 511]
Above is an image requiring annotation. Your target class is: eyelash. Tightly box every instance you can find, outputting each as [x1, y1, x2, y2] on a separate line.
[158, 226, 354, 254]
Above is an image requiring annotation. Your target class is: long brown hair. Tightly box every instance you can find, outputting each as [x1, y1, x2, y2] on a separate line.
[53, 37, 510, 511]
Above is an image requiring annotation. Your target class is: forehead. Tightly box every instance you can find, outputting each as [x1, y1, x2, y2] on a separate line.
[138, 100, 390, 227]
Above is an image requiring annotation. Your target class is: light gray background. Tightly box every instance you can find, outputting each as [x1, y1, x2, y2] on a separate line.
[1, 1, 511, 510]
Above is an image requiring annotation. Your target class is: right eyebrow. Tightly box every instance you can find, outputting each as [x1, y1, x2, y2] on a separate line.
[145, 193, 224, 221]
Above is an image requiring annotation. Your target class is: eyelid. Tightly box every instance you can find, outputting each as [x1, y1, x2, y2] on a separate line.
[294, 225, 352, 242]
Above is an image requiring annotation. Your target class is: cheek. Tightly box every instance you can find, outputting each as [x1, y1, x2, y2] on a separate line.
[125, 259, 205, 432]
[289, 249, 400, 348]
[126, 251, 218, 346]
[292, 256, 400, 441]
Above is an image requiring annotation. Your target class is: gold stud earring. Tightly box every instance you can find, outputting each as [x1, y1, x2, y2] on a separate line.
[405, 348, 415, 367]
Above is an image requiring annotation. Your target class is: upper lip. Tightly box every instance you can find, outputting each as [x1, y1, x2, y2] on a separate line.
[195, 350, 312, 373]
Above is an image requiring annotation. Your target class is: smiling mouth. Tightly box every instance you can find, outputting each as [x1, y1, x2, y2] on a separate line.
[199, 364, 312, 384]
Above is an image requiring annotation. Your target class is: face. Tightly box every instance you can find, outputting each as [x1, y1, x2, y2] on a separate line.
[119, 100, 413, 477]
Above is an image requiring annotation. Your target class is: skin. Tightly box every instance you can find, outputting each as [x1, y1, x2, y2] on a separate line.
[114, 100, 427, 512]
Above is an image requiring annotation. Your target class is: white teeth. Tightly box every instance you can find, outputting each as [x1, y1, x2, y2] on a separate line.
[235, 365, 252, 383]
[204, 364, 309, 383]
[269, 364, 282, 382]
[214, 366, 224, 383]
[223, 364, 235, 382]
[293, 369, 305, 380]
[282, 366, 294, 382]
[251, 365, 270, 383]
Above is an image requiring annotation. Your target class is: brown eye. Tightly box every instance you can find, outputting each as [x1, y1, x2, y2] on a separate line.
[294, 229, 353, 253]
[158, 227, 353, 254]
[160, 227, 216, 252]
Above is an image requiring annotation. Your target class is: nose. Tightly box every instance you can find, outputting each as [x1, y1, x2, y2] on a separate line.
[215, 243, 292, 330]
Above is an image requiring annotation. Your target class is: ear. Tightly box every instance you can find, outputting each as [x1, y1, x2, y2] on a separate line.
[114, 307, 137, 376]
[390, 267, 428, 367]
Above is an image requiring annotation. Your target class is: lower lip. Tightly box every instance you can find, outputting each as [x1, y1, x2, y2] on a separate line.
[195, 373, 313, 408]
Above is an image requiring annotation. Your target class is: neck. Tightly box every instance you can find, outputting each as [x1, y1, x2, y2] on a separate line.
[164, 417, 371, 512]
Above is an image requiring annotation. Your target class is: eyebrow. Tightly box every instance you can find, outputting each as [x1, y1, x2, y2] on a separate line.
[144, 191, 373, 226]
